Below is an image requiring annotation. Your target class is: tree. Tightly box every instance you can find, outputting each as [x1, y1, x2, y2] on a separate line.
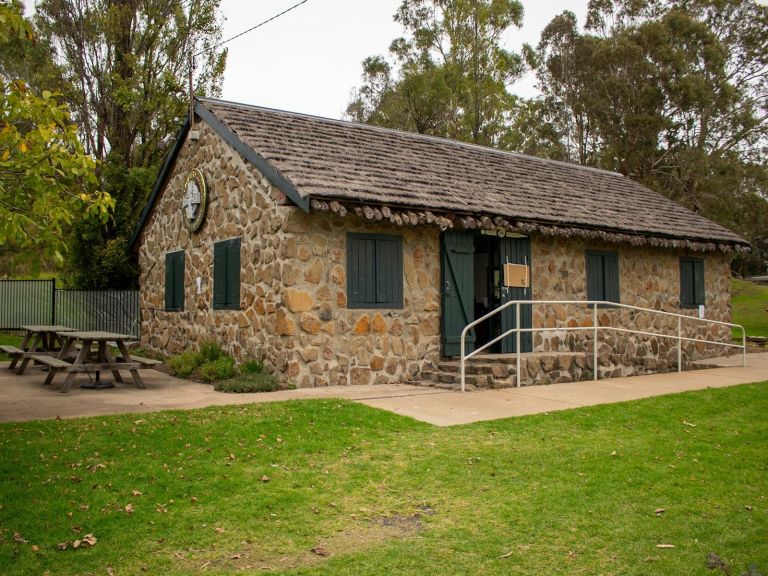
[347, 0, 525, 148]
[526, 0, 768, 274]
[31, 0, 228, 287]
[0, 3, 112, 275]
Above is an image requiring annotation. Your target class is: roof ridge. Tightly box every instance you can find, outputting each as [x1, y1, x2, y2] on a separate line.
[196, 96, 624, 179]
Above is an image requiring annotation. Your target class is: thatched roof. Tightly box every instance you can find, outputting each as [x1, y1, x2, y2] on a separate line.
[129, 97, 749, 252]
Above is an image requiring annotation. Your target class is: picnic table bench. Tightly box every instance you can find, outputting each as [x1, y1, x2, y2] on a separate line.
[53, 331, 151, 393]
[4, 325, 76, 374]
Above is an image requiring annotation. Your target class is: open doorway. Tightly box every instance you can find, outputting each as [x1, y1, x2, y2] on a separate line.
[473, 233, 502, 353]
[440, 230, 532, 357]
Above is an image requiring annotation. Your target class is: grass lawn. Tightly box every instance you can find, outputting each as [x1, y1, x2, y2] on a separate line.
[732, 279, 768, 338]
[1, 384, 767, 575]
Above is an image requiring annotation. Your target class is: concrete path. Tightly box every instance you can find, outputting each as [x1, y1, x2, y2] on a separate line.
[0, 353, 766, 426]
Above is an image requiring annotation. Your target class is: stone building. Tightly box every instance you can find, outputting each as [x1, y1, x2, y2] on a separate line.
[128, 97, 749, 388]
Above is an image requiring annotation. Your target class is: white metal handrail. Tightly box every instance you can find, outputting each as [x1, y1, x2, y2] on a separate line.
[459, 300, 747, 392]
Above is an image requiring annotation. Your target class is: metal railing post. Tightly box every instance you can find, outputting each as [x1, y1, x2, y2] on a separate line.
[592, 305, 598, 381]
[516, 302, 521, 388]
[743, 327, 747, 368]
[460, 330, 466, 393]
[677, 316, 682, 372]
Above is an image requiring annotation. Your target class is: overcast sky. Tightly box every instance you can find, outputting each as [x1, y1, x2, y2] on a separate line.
[216, 0, 589, 118]
[23, 0, 590, 119]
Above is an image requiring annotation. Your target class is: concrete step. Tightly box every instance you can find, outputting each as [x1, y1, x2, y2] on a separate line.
[423, 351, 592, 390]
[421, 371, 490, 387]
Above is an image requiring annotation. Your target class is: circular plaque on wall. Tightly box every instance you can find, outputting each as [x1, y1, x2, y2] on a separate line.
[181, 169, 208, 232]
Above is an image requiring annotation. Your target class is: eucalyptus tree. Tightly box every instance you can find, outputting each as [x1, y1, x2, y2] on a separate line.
[347, 0, 526, 148]
[32, 0, 228, 287]
[529, 0, 767, 273]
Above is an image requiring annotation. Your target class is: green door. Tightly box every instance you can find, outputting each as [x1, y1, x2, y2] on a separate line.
[441, 231, 475, 357]
[499, 236, 532, 353]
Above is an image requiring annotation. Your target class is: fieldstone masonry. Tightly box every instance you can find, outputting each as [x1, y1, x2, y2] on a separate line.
[137, 122, 734, 387]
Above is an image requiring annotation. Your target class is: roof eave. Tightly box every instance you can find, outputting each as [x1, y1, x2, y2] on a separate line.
[127, 118, 190, 252]
[194, 99, 309, 213]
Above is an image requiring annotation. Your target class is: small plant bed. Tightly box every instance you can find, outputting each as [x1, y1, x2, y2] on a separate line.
[167, 342, 285, 392]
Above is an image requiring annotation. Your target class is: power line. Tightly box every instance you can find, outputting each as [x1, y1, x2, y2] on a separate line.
[193, 0, 311, 58]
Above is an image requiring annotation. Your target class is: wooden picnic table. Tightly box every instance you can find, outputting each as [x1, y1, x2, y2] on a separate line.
[6, 325, 76, 375]
[53, 331, 146, 393]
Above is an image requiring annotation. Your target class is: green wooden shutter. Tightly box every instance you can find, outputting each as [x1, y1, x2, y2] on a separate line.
[680, 259, 694, 307]
[586, 251, 619, 304]
[347, 234, 402, 308]
[226, 238, 241, 309]
[604, 253, 620, 303]
[165, 253, 175, 310]
[213, 241, 226, 309]
[174, 251, 185, 310]
[586, 252, 603, 301]
[680, 258, 705, 307]
[499, 236, 532, 353]
[165, 251, 184, 311]
[441, 231, 475, 356]
[693, 259, 705, 306]
[375, 236, 402, 306]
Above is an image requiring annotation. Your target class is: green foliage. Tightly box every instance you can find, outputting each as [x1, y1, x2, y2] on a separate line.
[0, 3, 113, 273]
[213, 372, 280, 393]
[197, 340, 224, 363]
[1, 385, 767, 574]
[240, 359, 265, 375]
[524, 1, 768, 273]
[347, 0, 525, 147]
[197, 355, 236, 383]
[167, 343, 266, 386]
[28, 0, 227, 288]
[166, 350, 199, 379]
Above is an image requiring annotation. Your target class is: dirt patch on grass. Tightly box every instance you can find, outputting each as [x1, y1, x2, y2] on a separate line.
[175, 508, 435, 572]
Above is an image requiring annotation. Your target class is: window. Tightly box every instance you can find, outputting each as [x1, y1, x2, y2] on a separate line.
[586, 250, 620, 304]
[164, 250, 185, 311]
[347, 233, 403, 308]
[680, 257, 705, 308]
[213, 238, 241, 310]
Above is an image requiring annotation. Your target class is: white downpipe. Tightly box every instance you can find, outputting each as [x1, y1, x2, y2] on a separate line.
[457, 299, 747, 392]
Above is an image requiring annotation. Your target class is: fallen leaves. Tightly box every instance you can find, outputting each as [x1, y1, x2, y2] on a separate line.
[124, 503, 135, 514]
[58, 533, 97, 550]
[13, 532, 27, 544]
[131, 489, 143, 497]
[654, 508, 666, 516]
[310, 545, 329, 557]
[260, 475, 270, 483]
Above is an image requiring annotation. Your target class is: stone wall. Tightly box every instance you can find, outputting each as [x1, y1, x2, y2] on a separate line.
[137, 121, 735, 388]
[530, 236, 733, 374]
[137, 122, 442, 387]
